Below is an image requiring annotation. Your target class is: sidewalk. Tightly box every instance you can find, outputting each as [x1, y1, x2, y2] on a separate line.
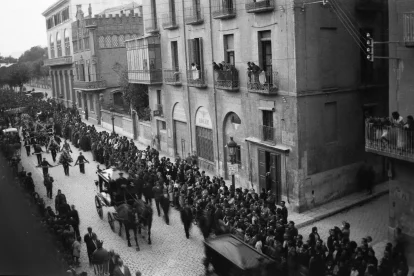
[293, 182, 389, 229]
[82, 119, 390, 228]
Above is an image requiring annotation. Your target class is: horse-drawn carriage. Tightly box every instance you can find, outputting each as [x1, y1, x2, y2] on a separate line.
[94, 167, 153, 250]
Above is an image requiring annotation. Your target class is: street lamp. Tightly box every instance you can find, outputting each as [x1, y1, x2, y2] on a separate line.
[227, 137, 238, 192]
[227, 137, 237, 164]
[110, 107, 115, 134]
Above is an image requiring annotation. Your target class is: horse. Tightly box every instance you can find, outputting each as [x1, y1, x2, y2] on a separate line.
[115, 199, 153, 250]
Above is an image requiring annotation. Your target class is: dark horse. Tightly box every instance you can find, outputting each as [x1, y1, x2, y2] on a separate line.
[116, 199, 153, 250]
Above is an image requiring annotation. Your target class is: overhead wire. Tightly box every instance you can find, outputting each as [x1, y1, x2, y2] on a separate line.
[329, 0, 366, 42]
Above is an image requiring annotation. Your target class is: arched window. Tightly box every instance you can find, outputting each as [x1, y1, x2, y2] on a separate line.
[56, 32, 62, 57]
[113, 91, 124, 107]
[64, 29, 70, 56]
[50, 35, 55, 58]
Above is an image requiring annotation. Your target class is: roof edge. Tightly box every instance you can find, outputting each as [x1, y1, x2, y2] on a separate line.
[42, 0, 70, 17]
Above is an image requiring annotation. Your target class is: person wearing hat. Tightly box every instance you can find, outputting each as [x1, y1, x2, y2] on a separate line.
[84, 227, 98, 265]
[74, 152, 89, 174]
[43, 173, 54, 199]
[92, 240, 109, 265]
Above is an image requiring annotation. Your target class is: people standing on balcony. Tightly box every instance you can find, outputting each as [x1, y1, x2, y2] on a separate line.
[391, 111, 404, 126]
[404, 115, 414, 131]
[250, 62, 262, 84]
[191, 63, 200, 80]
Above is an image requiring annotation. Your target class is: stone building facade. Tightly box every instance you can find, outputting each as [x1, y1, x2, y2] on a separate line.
[126, 0, 389, 212]
[71, 4, 142, 134]
[364, 0, 414, 265]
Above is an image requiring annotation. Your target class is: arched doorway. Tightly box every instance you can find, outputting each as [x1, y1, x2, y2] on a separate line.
[172, 102, 188, 158]
[223, 112, 242, 179]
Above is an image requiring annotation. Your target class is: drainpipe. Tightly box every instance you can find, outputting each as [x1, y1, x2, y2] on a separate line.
[181, 0, 193, 154]
[208, 0, 221, 175]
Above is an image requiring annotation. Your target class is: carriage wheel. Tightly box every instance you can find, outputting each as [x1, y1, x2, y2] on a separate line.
[95, 196, 103, 219]
[108, 213, 115, 231]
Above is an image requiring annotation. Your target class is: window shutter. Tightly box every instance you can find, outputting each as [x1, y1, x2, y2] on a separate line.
[187, 39, 194, 65]
[199, 38, 204, 70]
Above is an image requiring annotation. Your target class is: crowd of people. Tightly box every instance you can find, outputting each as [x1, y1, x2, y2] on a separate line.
[0, 88, 412, 276]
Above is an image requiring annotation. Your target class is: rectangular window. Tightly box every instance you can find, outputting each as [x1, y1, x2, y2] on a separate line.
[84, 37, 90, 50]
[87, 61, 91, 81]
[158, 120, 167, 130]
[171, 41, 179, 70]
[224, 34, 235, 65]
[79, 64, 85, 81]
[75, 62, 79, 80]
[262, 110, 273, 127]
[156, 90, 162, 105]
[324, 102, 338, 143]
[320, 28, 337, 88]
[259, 31, 272, 73]
[151, 0, 158, 26]
[187, 38, 204, 70]
[89, 94, 94, 111]
[78, 93, 82, 108]
[62, 7, 69, 22]
[196, 126, 214, 162]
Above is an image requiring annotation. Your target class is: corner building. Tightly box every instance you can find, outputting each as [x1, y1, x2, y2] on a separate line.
[364, 0, 414, 265]
[71, 4, 142, 133]
[127, 0, 388, 212]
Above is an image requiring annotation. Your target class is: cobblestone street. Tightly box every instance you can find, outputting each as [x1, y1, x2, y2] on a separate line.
[299, 195, 389, 251]
[21, 142, 206, 276]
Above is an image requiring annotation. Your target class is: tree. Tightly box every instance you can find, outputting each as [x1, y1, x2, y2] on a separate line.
[18, 46, 47, 63]
[8, 64, 31, 91]
[0, 54, 17, 64]
[113, 63, 151, 121]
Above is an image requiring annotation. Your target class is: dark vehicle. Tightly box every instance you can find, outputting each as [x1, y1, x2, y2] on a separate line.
[203, 234, 281, 276]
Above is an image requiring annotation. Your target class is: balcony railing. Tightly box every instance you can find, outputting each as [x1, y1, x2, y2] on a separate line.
[73, 79, 107, 90]
[247, 71, 279, 94]
[163, 69, 182, 85]
[245, 0, 275, 13]
[403, 13, 414, 47]
[162, 13, 179, 30]
[365, 122, 414, 163]
[187, 69, 207, 88]
[212, 0, 236, 19]
[128, 69, 163, 85]
[145, 17, 159, 33]
[260, 125, 276, 143]
[214, 69, 239, 91]
[355, 0, 383, 12]
[154, 104, 163, 117]
[185, 6, 204, 25]
[44, 56, 73, 66]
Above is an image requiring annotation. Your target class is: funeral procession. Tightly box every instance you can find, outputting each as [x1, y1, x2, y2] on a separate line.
[0, 0, 413, 275]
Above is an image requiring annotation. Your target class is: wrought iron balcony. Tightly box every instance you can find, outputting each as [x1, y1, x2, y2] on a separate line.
[403, 12, 414, 47]
[187, 69, 207, 88]
[185, 6, 204, 25]
[212, 0, 236, 19]
[44, 56, 73, 66]
[214, 69, 239, 91]
[145, 17, 159, 34]
[365, 122, 414, 163]
[245, 0, 275, 13]
[163, 69, 182, 85]
[74, 74, 107, 90]
[260, 125, 276, 144]
[247, 71, 279, 94]
[355, 0, 383, 12]
[128, 69, 163, 85]
[162, 13, 179, 30]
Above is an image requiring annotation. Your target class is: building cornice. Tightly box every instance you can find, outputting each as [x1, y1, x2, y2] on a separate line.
[42, 0, 70, 17]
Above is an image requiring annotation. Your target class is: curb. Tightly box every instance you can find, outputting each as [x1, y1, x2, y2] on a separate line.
[296, 189, 389, 229]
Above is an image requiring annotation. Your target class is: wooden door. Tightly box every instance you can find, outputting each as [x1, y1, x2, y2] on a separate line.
[258, 149, 267, 191]
[270, 153, 282, 202]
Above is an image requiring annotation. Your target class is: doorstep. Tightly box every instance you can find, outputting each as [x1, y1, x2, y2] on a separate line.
[290, 182, 389, 229]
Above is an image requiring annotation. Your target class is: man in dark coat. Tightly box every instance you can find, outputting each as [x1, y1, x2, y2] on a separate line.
[55, 189, 67, 215]
[133, 174, 144, 200]
[24, 172, 35, 194]
[280, 201, 288, 224]
[180, 200, 193, 239]
[24, 138, 31, 157]
[68, 205, 80, 239]
[84, 227, 98, 265]
[39, 157, 53, 176]
[160, 195, 170, 225]
[152, 182, 163, 217]
[32, 143, 44, 166]
[74, 152, 89, 174]
[44, 173, 54, 199]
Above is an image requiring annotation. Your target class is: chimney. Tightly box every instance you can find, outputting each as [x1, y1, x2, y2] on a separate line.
[88, 4, 92, 17]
